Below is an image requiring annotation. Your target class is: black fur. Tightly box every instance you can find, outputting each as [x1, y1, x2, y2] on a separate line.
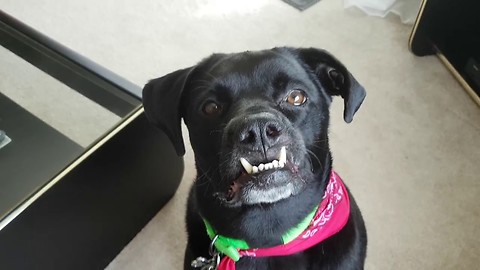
[143, 47, 367, 270]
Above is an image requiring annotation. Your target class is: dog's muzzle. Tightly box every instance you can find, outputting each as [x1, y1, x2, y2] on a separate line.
[216, 112, 309, 207]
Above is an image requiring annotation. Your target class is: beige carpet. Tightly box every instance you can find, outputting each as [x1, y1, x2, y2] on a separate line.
[1, 0, 479, 269]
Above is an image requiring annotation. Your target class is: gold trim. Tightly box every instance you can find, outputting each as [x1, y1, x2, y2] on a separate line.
[408, 0, 428, 51]
[436, 52, 480, 106]
[0, 106, 144, 231]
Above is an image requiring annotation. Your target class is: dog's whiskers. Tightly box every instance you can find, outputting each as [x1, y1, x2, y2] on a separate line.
[309, 144, 329, 151]
[195, 169, 214, 188]
[313, 138, 328, 143]
[306, 149, 323, 172]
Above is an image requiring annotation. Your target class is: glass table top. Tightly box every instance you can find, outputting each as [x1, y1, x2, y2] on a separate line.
[0, 14, 142, 224]
[0, 46, 121, 148]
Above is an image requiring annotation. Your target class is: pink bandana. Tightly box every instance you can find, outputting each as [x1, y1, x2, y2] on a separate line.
[218, 171, 350, 270]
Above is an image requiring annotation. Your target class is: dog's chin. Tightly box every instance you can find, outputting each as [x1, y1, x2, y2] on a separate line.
[215, 164, 305, 208]
[241, 181, 297, 205]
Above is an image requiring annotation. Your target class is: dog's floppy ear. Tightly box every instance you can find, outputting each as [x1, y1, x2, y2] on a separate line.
[142, 67, 194, 156]
[295, 48, 366, 123]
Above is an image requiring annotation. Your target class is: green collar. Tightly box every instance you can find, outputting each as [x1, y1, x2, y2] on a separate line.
[203, 205, 318, 262]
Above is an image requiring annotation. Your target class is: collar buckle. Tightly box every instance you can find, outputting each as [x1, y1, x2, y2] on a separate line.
[191, 235, 221, 270]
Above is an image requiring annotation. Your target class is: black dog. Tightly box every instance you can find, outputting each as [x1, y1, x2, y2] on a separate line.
[143, 47, 367, 270]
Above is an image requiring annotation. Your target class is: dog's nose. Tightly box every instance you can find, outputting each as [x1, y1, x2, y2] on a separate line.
[238, 120, 283, 150]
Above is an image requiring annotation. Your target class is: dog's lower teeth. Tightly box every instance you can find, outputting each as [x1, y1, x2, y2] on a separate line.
[258, 164, 265, 171]
[249, 160, 282, 174]
[239, 147, 288, 175]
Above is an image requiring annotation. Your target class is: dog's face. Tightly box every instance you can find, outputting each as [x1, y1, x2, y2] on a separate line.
[143, 47, 365, 212]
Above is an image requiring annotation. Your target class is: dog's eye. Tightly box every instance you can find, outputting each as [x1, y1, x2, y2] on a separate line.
[202, 101, 223, 116]
[286, 89, 307, 106]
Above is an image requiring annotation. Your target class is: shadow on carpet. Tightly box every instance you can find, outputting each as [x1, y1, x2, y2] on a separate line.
[281, 0, 321, 11]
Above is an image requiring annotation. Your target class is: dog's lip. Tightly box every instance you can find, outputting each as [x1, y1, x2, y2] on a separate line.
[225, 172, 251, 202]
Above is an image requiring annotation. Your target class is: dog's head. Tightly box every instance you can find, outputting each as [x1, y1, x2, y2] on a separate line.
[143, 47, 365, 212]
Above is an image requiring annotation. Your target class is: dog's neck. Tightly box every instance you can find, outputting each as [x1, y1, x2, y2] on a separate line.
[202, 203, 319, 261]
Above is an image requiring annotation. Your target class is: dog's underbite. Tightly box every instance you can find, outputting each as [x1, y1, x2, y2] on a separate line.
[143, 47, 367, 270]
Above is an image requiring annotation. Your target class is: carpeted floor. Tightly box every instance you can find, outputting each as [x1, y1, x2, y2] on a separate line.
[1, 0, 479, 269]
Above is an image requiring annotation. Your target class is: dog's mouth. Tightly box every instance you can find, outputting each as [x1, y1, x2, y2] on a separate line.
[239, 146, 288, 175]
[217, 146, 303, 207]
